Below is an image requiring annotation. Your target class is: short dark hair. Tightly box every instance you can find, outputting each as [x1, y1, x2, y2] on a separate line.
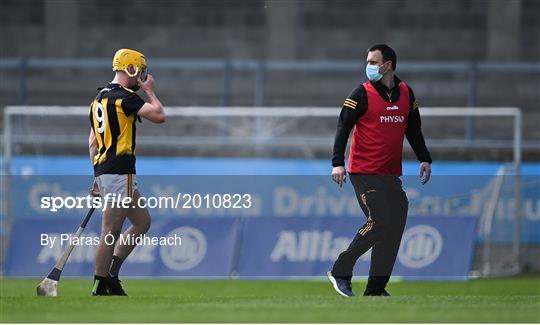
[367, 44, 397, 70]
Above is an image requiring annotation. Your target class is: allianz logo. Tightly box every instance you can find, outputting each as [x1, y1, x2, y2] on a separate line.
[398, 225, 443, 268]
[270, 226, 443, 268]
[270, 230, 352, 262]
[160, 227, 207, 271]
[380, 115, 405, 123]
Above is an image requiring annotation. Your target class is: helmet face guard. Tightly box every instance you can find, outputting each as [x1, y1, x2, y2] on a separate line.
[112, 49, 147, 78]
[138, 67, 148, 81]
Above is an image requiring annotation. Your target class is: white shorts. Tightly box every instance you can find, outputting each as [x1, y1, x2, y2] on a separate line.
[95, 174, 137, 201]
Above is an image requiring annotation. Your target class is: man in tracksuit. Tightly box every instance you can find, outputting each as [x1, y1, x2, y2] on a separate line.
[327, 44, 432, 297]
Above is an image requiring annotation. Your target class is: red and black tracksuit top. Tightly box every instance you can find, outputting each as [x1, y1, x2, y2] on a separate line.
[332, 76, 432, 175]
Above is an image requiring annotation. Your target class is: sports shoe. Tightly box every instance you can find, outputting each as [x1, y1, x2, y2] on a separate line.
[363, 289, 390, 296]
[107, 276, 127, 296]
[327, 271, 355, 297]
[92, 277, 110, 296]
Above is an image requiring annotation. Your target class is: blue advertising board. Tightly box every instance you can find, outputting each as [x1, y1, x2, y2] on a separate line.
[6, 216, 476, 279]
[7, 172, 539, 243]
[5, 218, 239, 277]
[237, 217, 477, 279]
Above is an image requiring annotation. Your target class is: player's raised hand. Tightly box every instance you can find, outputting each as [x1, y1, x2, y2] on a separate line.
[331, 166, 347, 188]
[419, 162, 431, 185]
[138, 74, 155, 93]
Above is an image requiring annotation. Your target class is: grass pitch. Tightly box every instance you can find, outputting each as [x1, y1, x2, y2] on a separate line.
[1, 276, 539, 323]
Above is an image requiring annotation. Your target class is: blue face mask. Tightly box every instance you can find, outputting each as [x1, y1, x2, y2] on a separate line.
[366, 64, 383, 82]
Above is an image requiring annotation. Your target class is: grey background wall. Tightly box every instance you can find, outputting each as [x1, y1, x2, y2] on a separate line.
[2, 0, 539, 61]
[1, 0, 539, 154]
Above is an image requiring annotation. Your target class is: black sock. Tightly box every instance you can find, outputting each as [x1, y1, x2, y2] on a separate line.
[109, 255, 124, 277]
[93, 275, 107, 293]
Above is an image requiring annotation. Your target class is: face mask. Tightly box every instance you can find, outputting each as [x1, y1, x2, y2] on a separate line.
[366, 64, 383, 82]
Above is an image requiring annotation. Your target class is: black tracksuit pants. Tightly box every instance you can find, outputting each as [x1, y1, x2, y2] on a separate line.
[331, 174, 408, 292]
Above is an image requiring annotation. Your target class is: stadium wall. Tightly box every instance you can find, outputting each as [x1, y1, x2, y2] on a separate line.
[1, 1, 539, 144]
[2, 0, 539, 61]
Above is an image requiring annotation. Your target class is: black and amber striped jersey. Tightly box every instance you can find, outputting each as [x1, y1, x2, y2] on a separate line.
[89, 83, 145, 176]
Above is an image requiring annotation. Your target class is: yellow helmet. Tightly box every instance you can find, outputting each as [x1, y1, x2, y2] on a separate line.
[112, 49, 147, 78]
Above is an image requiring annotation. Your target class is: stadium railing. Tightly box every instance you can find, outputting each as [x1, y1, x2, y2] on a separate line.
[1, 58, 539, 141]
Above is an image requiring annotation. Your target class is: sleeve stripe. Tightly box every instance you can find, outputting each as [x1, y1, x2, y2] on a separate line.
[343, 102, 356, 110]
[344, 98, 358, 105]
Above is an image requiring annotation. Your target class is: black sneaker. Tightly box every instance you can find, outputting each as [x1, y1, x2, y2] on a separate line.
[327, 271, 355, 297]
[107, 276, 127, 296]
[92, 277, 110, 296]
[363, 289, 390, 296]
